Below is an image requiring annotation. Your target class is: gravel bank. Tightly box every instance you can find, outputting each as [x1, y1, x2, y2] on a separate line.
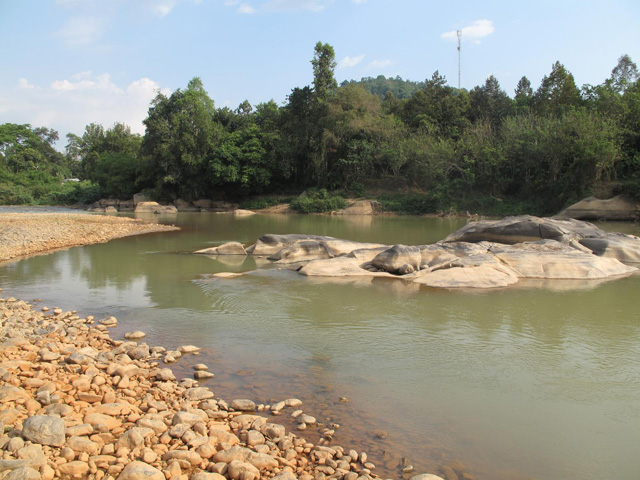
[0, 295, 448, 480]
[0, 213, 179, 262]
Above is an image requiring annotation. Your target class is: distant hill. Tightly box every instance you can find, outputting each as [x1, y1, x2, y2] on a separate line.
[341, 75, 425, 99]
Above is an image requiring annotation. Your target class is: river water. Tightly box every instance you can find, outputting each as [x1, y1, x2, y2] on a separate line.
[1, 212, 639, 480]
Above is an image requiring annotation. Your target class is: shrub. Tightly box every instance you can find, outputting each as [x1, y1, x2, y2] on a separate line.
[290, 188, 347, 213]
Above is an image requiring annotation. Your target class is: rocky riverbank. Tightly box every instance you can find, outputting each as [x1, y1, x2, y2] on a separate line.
[0, 294, 447, 480]
[0, 213, 179, 263]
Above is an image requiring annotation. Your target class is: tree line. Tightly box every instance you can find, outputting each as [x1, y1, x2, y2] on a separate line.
[2, 42, 639, 214]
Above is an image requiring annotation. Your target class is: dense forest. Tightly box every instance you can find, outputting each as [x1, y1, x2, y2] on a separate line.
[1, 43, 639, 215]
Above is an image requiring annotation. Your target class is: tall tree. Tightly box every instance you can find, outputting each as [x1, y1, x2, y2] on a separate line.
[610, 54, 639, 93]
[142, 77, 221, 200]
[469, 75, 513, 126]
[533, 61, 582, 115]
[514, 76, 533, 112]
[311, 42, 337, 100]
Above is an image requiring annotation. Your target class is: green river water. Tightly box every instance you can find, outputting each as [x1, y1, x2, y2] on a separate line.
[1, 212, 639, 480]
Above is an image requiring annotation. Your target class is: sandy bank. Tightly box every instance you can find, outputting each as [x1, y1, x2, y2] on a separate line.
[0, 213, 179, 263]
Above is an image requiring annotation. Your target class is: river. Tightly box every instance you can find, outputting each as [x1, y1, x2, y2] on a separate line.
[1, 212, 639, 480]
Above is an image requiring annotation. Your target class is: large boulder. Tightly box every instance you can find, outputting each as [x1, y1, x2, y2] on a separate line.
[246, 234, 334, 256]
[443, 216, 604, 245]
[134, 202, 177, 214]
[268, 241, 332, 263]
[339, 200, 376, 215]
[370, 244, 422, 274]
[578, 232, 640, 264]
[132, 193, 149, 205]
[555, 195, 639, 221]
[411, 254, 519, 289]
[299, 256, 394, 278]
[491, 242, 637, 279]
[173, 198, 200, 212]
[194, 242, 247, 256]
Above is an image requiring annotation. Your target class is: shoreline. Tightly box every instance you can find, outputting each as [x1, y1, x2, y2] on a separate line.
[0, 294, 443, 480]
[0, 213, 179, 263]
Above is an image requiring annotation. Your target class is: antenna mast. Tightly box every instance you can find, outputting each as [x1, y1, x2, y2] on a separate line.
[457, 30, 462, 89]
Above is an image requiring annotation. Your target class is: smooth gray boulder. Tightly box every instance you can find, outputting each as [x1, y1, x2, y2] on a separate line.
[194, 242, 247, 255]
[268, 241, 332, 263]
[555, 195, 639, 221]
[21, 416, 65, 446]
[579, 233, 640, 263]
[443, 216, 604, 245]
[370, 244, 422, 274]
[246, 234, 334, 256]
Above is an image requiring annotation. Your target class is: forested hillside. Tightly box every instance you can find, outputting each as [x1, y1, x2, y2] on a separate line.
[2, 43, 639, 215]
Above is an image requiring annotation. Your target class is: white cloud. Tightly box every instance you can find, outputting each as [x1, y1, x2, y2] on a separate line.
[337, 55, 364, 69]
[238, 3, 257, 13]
[149, 0, 179, 17]
[441, 19, 495, 43]
[0, 73, 170, 143]
[352, 0, 367, 3]
[368, 59, 393, 69]
[55, 16, 106, 46]
[18, 78, 36, 90]
[263, 0, 333, 13]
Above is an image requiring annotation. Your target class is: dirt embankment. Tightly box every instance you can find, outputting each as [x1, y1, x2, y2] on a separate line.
[0, 213, 179, 262]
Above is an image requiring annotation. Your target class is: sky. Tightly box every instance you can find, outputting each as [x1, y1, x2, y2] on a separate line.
[1, 0, 639, 149]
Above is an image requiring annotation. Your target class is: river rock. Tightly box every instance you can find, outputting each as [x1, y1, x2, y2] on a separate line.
[183, 387, 214, 401]
[0, 386, 30, 403]
[227, 460, 260, 480]
[410, 475, 445, 480]
[490, 242, 637, 278]
[5, 466, 40, 480]
[247, 234, 335, 256]
[231, 399, 256, 412]
[191, 473, 226, 480]
[555, 195, 639, 221]
[268, 241, 332, 263]
[578, 232, 640, 264]
[162, 450, 202, 466]
[21, 416, 65, 447]
[232, 209, 256, 216]
[178, 345, 201, 354]
[339, 200, 376, 215]
[116, 461, 164, 480]
[272, 471, 298, 480]
[124, 331, 146, 340]
[134, 202, 177, 214]
[443, 215, 603, 245]
[195, 242, 247, 255]
[370, 244, 422, 274]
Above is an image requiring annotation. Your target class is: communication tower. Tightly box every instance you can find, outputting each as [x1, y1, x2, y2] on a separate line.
[457, 30, 462, 89]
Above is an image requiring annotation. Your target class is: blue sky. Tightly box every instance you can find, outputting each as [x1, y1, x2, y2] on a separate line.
[1, 0, 639, 147]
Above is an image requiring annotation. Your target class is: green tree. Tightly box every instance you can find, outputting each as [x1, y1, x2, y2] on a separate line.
[533, 61, 582, 116]
[469, 75, 513, 127]
[311, 42, 337, 100]
[142, 77, 221, 200]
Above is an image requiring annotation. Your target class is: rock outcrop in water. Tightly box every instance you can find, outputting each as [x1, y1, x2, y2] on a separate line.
[228, 216, 640, 289]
